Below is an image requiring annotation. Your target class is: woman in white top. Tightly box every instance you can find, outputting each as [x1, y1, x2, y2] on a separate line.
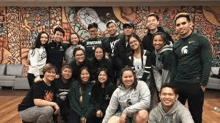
[27, 31, 49, 87]
[65, 33, 85, 64]
[127, 34, 152, 84]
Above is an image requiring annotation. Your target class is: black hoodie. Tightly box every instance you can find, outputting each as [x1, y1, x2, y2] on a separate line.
[142, 27, 173, 52]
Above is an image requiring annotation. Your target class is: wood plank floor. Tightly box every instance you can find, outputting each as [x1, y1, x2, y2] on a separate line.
[0, 89, 220, 123]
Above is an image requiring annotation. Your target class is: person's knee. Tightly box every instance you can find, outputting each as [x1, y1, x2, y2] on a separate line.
[107, 116, 119, 123]
[42, 106, 54, 116]
[135, 110, 149, 122]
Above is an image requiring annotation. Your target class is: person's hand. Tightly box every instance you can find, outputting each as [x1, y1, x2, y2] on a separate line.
[201, 85, 206, 92]
[34, 76, 42, 83]
[80, 117, 87, 123]
[96, 110, 103, 118]
[53, 103, 60, 115]
[119, 112, 127, 123]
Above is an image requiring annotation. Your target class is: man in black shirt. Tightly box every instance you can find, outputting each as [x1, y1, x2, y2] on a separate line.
[46, 27, 68, 72]
[82, 23, 104, 60]
[173, 13, 212, 123]
[114, 22, 134, 79]
[103, 20, 122, 59]
[142, 13, 173, 52]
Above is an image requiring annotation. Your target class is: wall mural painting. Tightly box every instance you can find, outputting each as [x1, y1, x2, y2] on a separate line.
[0, 6, 219, 77]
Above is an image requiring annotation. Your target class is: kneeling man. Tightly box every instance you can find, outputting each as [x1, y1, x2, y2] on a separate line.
[149, 84, 194, 123]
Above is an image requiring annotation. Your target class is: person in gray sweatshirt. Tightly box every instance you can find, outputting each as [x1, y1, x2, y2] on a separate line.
[149, 84, 194, 123]
[102, 67, 151, 123]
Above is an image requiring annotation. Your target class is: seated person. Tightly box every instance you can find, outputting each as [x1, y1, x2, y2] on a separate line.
[148, 83, 194, 123]
[68, 67, 95, 123]
[102, 67, 151, 123]
[18, 63, 59, 123]
[92, 69, 116, 123]
[53, 65, 73, 122]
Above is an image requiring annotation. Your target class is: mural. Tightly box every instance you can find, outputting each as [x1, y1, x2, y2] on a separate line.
[0, 6, 219, 76]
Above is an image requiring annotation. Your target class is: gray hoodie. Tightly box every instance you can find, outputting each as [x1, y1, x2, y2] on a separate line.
[149, 100, 194, 123]
[102, 80, 151, 123]
[152, 41, 173, 91]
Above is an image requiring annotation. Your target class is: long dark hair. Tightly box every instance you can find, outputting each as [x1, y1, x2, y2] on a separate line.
[95, 68, 109, 87]
[94, 45, 106, 62]
[69, 33, 81, 45]
[128, 33, 145, 69]
[78, 66, 91, 85]
[118, 67, 138, 90]
[32, 31, 49, 49]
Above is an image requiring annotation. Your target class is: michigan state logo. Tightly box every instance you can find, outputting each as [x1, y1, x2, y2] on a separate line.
[181, 46, 188, 55]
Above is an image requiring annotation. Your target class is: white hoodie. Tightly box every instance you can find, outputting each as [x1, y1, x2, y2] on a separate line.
[28, 46, 47, 77]
[102, 80, 151, 123]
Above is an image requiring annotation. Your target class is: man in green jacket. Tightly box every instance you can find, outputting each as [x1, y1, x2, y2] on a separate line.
[173, 13, 212, 123]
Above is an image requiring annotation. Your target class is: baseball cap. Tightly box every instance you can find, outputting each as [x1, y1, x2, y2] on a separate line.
[106, 20, 117, 28]
[123, 22, 134, 29]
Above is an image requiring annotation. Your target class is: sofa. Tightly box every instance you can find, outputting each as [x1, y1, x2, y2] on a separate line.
[0, 64, 30, 89]
[207, 67, 220, 90]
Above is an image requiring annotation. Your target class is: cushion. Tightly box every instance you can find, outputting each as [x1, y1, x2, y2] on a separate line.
[0, 64, 6, 75]
[211, 67, 220, 75]
[6, 64, 23, 77]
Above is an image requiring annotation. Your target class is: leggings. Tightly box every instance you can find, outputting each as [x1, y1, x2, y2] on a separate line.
[18, 106, 54, 123]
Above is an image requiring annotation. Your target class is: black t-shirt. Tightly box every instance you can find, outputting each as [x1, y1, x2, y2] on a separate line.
[82, 37, 104, 60]
[18, 81, 56, 111]
[53, 78, 73, 104]
[103, 34, 123, 58]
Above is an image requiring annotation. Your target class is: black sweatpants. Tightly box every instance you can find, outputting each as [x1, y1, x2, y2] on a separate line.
[174, 82, 204, 123]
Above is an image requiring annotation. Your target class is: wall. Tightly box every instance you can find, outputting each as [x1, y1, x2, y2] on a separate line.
[0, 6, 219, 76]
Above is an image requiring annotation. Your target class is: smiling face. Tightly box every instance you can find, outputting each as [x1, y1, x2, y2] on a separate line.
[75, 50, 85, 64]
[107, 23, 118, 36]
[153, 35, 166, 52]
[89, 27, 98, 39]
[95, 47, 104, 61]
[40, 33, 48, 45]
[147, 16, 159, 31]
[175, 17, 192, 38]
[122, 70, 135, 88]
[80, 69, 90, 84]
[44, 69, 56, 82]
[160, 87, 178, 109]
[123, 27, 134, 36]
[54, 31, 64, 43]
[61, 68, 72, 81]
[129, 37, 140, 50]
[98, 71, 108, 83]
[70, 34, 79, 46]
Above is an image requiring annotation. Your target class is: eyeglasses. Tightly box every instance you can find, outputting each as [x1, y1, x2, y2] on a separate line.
[129, 40, 138, 45]
[88, 29, 97, 33]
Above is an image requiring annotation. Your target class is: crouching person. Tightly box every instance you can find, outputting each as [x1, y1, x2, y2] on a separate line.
[102, 67, 151, 123]
[18, 63, 59, 123]
[68, 67, 95, 123]
[148, 84, 194, 123]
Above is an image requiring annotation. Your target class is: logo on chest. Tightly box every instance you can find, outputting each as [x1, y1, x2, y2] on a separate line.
[181, 46, 188, 55]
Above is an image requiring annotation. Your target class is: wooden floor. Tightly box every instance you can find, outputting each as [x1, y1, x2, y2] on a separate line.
[0, 89, 220, 123]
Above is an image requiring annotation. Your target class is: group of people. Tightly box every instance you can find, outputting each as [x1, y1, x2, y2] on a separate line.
[18, 12, 212, 123]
